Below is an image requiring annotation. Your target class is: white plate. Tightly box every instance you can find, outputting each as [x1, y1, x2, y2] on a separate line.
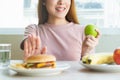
[9, 62, 70, 76]
[80, 61, 120, 72]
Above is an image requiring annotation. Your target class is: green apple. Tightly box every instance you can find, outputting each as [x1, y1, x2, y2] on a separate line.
[84, 24, 98, 37]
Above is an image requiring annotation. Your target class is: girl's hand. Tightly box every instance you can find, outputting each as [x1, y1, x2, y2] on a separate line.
[24, 34, 47, 60]
[81, 29, 101, 57]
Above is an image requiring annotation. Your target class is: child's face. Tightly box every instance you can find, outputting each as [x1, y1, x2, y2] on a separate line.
[45, 0, 71, 19]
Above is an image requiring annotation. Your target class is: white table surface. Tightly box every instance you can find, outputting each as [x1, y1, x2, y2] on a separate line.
[0, 60, 120, 80]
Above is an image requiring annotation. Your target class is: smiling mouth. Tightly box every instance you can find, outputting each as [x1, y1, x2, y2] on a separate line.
[55, 7, 66, 12]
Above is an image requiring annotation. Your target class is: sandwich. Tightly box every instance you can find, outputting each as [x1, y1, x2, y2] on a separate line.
[23, 54, 56, 69]
[82, 53, 114, 65]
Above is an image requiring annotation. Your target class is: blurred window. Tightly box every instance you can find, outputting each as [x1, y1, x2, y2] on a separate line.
[0, 0, 120, 34]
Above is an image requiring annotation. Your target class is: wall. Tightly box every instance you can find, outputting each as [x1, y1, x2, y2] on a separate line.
[96, 35, 120, 52]
[0, 34, 120, 60]
[0, 35, 24, 60]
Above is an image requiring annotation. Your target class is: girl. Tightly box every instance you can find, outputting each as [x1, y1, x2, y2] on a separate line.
[21, 0, 100, 61]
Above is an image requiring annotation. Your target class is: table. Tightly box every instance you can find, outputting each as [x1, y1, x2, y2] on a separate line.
[0, 60, 120, 80]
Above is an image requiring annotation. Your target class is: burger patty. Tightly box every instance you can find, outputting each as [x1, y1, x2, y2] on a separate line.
[24, 61, 56, 68]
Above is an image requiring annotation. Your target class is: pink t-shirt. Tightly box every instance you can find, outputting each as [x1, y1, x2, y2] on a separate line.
[21, 22, 86, 61]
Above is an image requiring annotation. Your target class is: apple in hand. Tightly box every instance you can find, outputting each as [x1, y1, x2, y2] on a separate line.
[84, 24, 98, 37]
[113, 48, 120, 65]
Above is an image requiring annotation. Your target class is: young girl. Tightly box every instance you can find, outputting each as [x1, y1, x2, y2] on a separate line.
[21, 0, 100, 61]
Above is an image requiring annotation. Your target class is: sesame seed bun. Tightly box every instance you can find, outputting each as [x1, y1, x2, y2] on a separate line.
[26, 54, 56, 63]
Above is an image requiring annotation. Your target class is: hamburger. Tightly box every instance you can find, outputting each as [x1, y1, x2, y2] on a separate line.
[23, 54, 56, 68]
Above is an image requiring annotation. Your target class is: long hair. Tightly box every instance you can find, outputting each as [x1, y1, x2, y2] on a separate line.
[37, 0, 79, 25]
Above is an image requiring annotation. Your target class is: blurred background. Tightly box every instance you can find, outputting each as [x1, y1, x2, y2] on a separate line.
[0, 0, 120, 59]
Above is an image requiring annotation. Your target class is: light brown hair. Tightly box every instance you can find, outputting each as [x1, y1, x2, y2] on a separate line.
[37, 0, 79, 24]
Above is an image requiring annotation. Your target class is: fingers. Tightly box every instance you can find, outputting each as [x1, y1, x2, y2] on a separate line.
[24, 33, 48, 60]
[24, 38, 31, 59]
[95, 29, 101, 38]
[24, 39, 28, 58]
[85, 35, 98, 48]
[28, 35, 32, 55]
[36, 35, 41, 50]
[30, 34, 36, 51]
[41, 46, 47, 54]
[24, 34, 41, 59]
[34, 35, 41, 55]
